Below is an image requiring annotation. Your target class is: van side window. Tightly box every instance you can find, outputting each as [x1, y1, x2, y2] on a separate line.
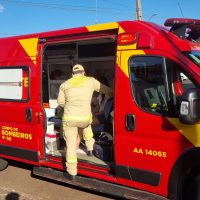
[129, 56, 168, 115]
[0, 67, 29, 101]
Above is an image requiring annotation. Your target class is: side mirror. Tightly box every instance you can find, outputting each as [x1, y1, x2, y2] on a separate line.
[179, 88, 200, 124]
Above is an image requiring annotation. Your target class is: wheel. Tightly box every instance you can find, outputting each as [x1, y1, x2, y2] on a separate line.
[168, 149, 200, 200]
[183, 171, 200, 200]
[0, 158, 8, 171]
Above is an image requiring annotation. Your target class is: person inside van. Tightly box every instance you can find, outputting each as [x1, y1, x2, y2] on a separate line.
[93, 77, 110, 114]
[92, 76, 114, 134]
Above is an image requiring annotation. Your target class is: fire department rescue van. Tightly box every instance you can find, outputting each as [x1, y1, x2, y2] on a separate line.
[0, 18, 200, 200]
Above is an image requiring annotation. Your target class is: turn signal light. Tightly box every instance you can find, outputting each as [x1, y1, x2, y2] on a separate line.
[118, 33, 136, 45]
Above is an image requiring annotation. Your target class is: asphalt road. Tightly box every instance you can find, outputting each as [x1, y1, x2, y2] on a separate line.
[0, 161, 116, 200]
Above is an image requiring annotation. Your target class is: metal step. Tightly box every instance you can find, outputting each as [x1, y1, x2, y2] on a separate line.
[33, 166, 168, 200]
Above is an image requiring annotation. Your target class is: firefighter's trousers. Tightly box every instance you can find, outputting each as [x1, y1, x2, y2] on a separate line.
[63, 120, 95, 176]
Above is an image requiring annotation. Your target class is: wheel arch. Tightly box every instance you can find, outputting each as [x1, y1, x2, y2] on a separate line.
[0, 158, 8, 171]
[168, 147, 200, 200]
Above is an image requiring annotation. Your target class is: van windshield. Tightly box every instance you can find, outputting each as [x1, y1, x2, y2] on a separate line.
[183, 51, 200, 67]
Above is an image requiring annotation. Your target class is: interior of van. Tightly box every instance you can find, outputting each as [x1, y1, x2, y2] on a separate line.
[42, 36, 116, 168]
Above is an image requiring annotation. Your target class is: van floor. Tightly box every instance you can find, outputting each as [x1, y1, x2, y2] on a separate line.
[46, 148, 108, 166]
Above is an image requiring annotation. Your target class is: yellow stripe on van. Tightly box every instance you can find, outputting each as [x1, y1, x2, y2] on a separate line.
[86, 22, 124, 33]
[120, 50, 145, 77]
[19, 38, 38, 65]
[168, 118, 200, 147]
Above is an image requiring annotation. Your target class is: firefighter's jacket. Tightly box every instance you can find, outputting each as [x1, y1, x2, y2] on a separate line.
[57, 74, 112, 121]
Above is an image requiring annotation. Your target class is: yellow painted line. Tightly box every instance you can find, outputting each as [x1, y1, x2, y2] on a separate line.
[117, 43, 137, 51]
[168, 118, 200, 147]
[120, 50, 145, 77]
[118, 26, 125, 34]
[116, 51, 121, 67]
[19, 38, 38, 65]
[86, 22, 124, 33]
[87, 22, 137, 53]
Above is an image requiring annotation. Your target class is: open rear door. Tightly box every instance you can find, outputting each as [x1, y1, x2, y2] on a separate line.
[39, 31, 118, 181]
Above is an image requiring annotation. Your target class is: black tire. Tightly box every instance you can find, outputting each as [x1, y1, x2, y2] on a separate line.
[0, 158, 8, 171]
[183, 170, 200, 200]
[168, 149, 200, 200]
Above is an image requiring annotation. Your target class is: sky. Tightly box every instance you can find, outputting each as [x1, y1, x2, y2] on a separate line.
[0, 0, 199, 37]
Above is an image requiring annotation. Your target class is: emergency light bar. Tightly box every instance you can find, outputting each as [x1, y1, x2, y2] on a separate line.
[164, 18, 200, 42]
[164, 18, 200, 27]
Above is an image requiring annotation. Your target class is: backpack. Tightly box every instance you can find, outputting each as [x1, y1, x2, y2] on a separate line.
[93, 132, 113, 162]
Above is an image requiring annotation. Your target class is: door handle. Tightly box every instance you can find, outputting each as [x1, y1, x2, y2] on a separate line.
[26, 108, 32, 122]
[125, 114, 135, 131]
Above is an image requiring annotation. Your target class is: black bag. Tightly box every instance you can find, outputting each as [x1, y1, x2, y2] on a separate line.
[93, 132, 113, 162]
[49, 105, 63, 132]
[55, 105, 64, 119]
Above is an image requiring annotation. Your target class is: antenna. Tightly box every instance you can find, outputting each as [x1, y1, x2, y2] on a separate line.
[136, 0, 143, 20]
[148, 14, 158, 21]
[95, 0, 98, 24]
[177, 1, 184, 18]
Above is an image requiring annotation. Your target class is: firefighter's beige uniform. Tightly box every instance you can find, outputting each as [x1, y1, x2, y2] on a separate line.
[57, 64, 112, 176]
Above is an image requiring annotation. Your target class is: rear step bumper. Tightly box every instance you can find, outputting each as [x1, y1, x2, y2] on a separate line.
[33, 167, 168, 200]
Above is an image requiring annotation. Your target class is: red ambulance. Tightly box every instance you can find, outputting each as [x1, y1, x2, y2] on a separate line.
[0, 18, 199, 200]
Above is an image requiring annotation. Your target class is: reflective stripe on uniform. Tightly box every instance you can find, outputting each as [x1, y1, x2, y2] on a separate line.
[68, 76, 88, 87]
[63, 114, 91, 121]
[84, 132, 93, 140]
[151, 103, 158, 108]
[67, 157, 77, 164]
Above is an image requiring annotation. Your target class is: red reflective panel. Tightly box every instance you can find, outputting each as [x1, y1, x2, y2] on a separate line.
[137, 31, 153, 49]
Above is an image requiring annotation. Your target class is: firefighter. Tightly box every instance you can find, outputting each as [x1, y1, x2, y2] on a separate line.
[57, 64, 112, 180]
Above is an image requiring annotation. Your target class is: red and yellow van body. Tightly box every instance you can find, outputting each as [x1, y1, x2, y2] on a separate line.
[0, 20, 199, 199]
